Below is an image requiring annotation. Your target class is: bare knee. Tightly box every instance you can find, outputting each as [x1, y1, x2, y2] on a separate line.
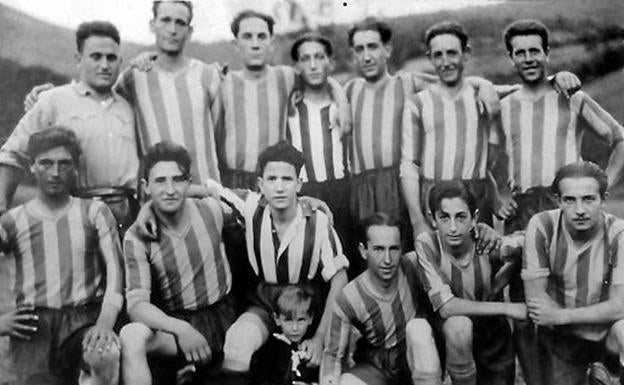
[120, 322, 152, 355]
[222, 313, 268, 372]
[339, 373, 367, 385]
[442, 316, 473, 355]
[406, 318, 442, 378]
[607, 319, 624, 356]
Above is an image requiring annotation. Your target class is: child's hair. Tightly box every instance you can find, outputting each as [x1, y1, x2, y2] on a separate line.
[275, 285, 315, 319]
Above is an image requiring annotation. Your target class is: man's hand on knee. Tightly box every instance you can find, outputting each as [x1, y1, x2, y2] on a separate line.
[173, 322, 212, 364]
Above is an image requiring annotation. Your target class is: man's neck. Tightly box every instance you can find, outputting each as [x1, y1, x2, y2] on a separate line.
[366, 270, 398, 296]
[567, 215, 604, 247]
[243, 64, 269, 79]
[438, 78, 466, 96]
[155, 52, 188, 72]
[78, 80, 113, 101]
[442, 236, 475, 260]
[518, 77, 551, 99]
[365, 70, 390, 87]
[270, 203, 298, 228]
[35, 193, 71, 212]
[155, 200, 189, 233]
[303, 84, 331, 102]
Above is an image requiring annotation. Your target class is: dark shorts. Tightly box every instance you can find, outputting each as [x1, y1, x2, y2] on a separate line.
[221, 168, 258, 191]
[420, 178, 493, 226]
[347, 341, 411, 385]
[9, 303, 100, 385]
[350, 166, 413, 251]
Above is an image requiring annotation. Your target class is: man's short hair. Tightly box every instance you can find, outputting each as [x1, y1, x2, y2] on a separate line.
[359, 212, 400, 244]
[290, 33, 333, 61]
[425, 21, 469, 51]
[152, 1, 194, 24]
[256, 140, 304, 176]
[275, 285, 315, 319]
[76, 21, 120, 53]
[551, 161, 608, 199]
[27, 127, 82, 164]
[428, 181, 478, 217]
[347, 17, 392, 47]
[502, 19, 550, 55]
[142, 141, 191, 181]
[230, 10, 275, 37]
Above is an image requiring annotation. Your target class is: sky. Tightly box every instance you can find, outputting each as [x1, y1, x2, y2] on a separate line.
[0, 0, 496, 44]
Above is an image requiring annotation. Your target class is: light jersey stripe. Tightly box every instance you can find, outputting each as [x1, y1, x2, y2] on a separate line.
[124, 198, 232, 312]
[404, 83, 495, 180]
[116, 59, 221, 183]
[225, 191, 346, 285]
[287, 99, 347, 182]
[501, 90, 624, 192]
[0, 198, 121, 309]
[522, 209, 624, 340]
[321, 257, 421, 380]
[346, 76, 407, 175]
[218, 66, 296, 173]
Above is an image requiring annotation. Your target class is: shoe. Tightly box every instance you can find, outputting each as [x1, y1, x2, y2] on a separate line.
[588, 361, 614, 385]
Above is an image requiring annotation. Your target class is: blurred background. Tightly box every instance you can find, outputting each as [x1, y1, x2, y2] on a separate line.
[1, 0, 624, 383]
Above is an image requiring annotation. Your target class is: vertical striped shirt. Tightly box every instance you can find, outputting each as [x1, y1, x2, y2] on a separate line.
[287, 98, 348, 182]
[402, 83, 500, 180]
[416, 231, 523, 311]
[321, 256, 423, 380]
[522, 209, 624, 340]
[0, 197, 123, 310]
[216, 66, 296, 174]
[501, 90, 624, 192]
[347, 75, 411, 175]
[116, 59, 222, 183]
[123, 198, 232, 312]
[224, 190, 347, 284]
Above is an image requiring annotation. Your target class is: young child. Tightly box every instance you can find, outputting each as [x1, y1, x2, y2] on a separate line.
[250, 285, 319, 385]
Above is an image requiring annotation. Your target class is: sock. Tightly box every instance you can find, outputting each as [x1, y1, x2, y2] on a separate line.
[446, 360, 476, 385]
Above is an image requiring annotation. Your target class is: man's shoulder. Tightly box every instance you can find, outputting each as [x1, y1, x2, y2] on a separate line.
[37, 83, 75, 103]
[605, 212, 624, 238]
[529, 209, 560, 227]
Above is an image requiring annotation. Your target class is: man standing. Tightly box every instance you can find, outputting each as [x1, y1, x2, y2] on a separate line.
[523, 161, 624, 385]
[116, 1, 223, 186]
[497, 20, 624, 385]
[321, 213, 443, 385]
[416, 181, 527, 385]
[0, 127, 123, 385]
[120, 141, 236, 385]
[287, 33, 356, 275]
[0, 21, 139, 232]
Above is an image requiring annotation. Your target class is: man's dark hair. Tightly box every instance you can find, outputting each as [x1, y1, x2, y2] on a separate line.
[291, 33, 333, 61]
[358, 212, 400, 244]
[230, 10, 275, 37]
[27, 127, 82, 164]
[425, 21, 469, 52]
[257, 140, 304, 176]
[76, 21, 120, 53]
[551, 161, 608, 199]
[428, 181, 478, 217]
[502, 19, 550, 55]
[142, 141, 191, 181]
[152, 1, 194, 24]
[347, 17, 392, 47]
[274, 285, 315, 319]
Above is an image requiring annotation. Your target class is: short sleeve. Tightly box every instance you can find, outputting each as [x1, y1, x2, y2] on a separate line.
[123, 228, 152, 309]
[521, 214, 552, 281]
[415, 235, 454, 311]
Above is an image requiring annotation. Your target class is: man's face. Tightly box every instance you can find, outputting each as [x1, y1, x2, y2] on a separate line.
[235, 17, 273, 71]
[77, 36, 121, 94]
[509, 34, 549, 85]
[31, 146, 76, 198]
[360, 225, 402, 286]
[143, 161, 190, 216]
[274, 309, 313, 343]
[428, 33, 467, 87]
[150, 1, 193, 56]
[258, 161, 301, 212]
[558, 177, 604, 234]
[434, 197, 476, 249]
[351, 30, 391, 82]
[296, 41, 333, 89]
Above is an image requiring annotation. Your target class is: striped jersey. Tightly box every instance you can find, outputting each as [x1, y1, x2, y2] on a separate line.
[116, 59, 222, 183]
[416, 231, 523, 311]
[522, 209, 624, 340]
[123, 198, 232, 312]
[224, 189, 347, 284]
[287, 98, 348, 182]
[402, 83, 500, 180]
[501, 90, 624, 192]
[0, 197, 123, 310]
[216, 66, 296, 174]
[346, 75, 412, 175]
[321, 256, 423, 379]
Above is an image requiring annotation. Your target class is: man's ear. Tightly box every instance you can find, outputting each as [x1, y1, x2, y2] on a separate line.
[74, 51, 82, 66]
[472, 209, 479, 228]
[358, 242, 367, 261]
[149, 19, 156, 34]
[384, 43, 393, 57]
[463, 45, 472, 60]
[427, 211, 436, 229]
[328, 57, 336, 73]
[296, 177, 302, 194]
[140, 179, 149, 198]
[257, 176, 264, 194]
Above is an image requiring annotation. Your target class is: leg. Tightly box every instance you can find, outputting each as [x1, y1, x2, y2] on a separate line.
[606, 320, 624, 384]
[442, 316, 476, 385]
[119, 322, 179, 385]
[221, 311, 269, 372]
[79, 342, 121, 385]
[406, 319, 443, 385]
[340, 373, 370, 385]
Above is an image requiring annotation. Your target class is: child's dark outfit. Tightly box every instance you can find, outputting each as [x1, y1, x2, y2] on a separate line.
[250, 333, 319, 385]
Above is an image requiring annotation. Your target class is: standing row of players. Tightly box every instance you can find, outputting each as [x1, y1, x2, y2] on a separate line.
[2, 1, 624, 385]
